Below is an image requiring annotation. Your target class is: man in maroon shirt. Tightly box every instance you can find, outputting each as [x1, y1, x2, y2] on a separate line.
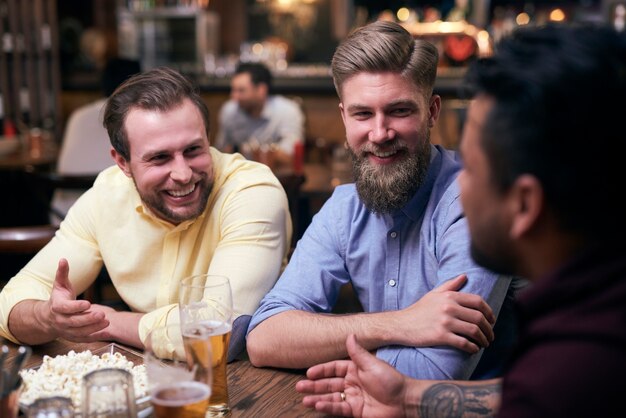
[296, 24, 626, 418]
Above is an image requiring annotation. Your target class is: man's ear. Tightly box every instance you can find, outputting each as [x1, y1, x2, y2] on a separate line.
[509, 174, 544, 239]
[339, 102, 346, 125]
[257, 83, 269, 99]
[111, 148, 132, 178]
[428, 95, 442, 128]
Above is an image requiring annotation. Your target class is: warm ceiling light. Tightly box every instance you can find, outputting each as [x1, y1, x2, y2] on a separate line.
[397, 7, 410, 22]
[477, 30, 489, 42]
[252, 43, 264, 55]
[549, 8, 566, 22]
[516, 12, 530, 25]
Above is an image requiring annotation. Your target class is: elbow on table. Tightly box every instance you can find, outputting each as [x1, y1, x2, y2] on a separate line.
[246, 327, 270, 367]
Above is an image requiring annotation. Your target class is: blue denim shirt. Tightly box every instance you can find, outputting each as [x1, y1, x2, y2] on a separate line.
[248, 145, 514, 379]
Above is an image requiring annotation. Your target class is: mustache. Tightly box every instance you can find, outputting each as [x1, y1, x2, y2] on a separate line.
[355, 140, 410, 158]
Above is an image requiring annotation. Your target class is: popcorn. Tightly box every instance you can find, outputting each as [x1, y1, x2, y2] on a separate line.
[19, 349, 148, 408]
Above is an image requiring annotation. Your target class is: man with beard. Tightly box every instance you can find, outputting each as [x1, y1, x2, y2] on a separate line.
[215, 61, 305, 168]
[246, 21, 521, 380]
[0, 67, 291, 358]
[296, 24, 626, 418]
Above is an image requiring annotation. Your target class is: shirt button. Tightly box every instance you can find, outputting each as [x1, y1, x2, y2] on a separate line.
[390, 231, 397, 238]
[389, 279, 397, 287]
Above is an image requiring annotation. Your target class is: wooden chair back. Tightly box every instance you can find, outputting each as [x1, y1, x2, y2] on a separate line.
[0, 225, 57, 254]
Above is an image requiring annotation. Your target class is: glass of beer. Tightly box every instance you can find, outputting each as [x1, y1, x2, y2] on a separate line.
[145, 323, 213, 418]
[82, 368, 137, 418]
[180, 274, 233, 417]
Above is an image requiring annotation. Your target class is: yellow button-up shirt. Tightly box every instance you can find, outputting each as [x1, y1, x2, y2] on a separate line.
[0, 148, 291, 346]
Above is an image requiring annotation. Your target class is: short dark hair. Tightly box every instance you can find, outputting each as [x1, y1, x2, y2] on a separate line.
[103, 66, 210, 161]
[234, 62, 273, 91]
[464, 24, 626, 240]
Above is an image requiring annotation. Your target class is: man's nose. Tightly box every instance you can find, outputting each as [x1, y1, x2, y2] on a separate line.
[368, 115, 396, 143]
[170, 157, 192, 183]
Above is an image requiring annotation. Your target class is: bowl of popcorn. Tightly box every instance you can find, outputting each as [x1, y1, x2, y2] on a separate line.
[19, 344, 150, 416]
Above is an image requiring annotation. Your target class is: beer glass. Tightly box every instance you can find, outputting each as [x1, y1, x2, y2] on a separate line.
[180, 274, 233, 417]
[27, 395, 74, 418]
[82, 368, 137, 418]
[145, 324, 213, 418]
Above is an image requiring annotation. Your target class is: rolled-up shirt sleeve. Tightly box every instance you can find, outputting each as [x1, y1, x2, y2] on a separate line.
[0, 189, 104, 343]
[248, 190, 350, 333]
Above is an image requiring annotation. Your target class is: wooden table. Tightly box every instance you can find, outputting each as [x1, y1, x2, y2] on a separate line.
[2, 339, 331, 417]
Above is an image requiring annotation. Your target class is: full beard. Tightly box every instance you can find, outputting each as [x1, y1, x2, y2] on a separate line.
[349, 133, 431, 215]
[135, 174, 213, 224]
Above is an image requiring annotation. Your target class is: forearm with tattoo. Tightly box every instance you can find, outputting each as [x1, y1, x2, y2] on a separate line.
[419, 381, 502, 418]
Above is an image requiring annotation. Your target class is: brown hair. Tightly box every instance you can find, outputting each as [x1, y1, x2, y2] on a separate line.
[331, 20, 438, 100]
[103, 66, 210, 161]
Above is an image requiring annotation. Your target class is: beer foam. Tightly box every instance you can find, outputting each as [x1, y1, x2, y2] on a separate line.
[19, 349, 148, 407]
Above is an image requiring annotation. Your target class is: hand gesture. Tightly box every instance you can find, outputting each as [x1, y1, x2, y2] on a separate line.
[297, 334, 408, 417]
[43, 258, 109, 342]
[394, 274, 496, 353]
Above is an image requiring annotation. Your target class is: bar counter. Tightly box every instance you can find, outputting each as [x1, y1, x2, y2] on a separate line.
[61, 66, 467, 149]
[63, 65, 467, 97]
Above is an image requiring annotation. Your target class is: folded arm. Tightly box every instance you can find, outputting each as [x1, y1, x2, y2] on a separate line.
[248, 274, 495, 370]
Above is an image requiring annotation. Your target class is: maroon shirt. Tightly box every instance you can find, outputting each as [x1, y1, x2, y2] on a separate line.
[498, 244, 626, 417]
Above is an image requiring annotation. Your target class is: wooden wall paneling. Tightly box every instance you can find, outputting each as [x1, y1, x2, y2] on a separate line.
[22, 0, 40, 128]
[0, 0, 61, 140]
[7, 0, 23, 129]
[47, 0, 62, 141]
[0, 0, 11, 124]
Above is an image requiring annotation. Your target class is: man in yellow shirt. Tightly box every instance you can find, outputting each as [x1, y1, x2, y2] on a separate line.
[0, 67, 291, 359]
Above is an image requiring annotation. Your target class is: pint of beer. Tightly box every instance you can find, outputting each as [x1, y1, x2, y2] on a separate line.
[183, 320, 232, 412]
[151, 381, 211, 418]
[180, 274, 233, 417]
[145, 324, 213, 418]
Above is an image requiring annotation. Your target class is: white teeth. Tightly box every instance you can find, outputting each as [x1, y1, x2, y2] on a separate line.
[372, 150, 396, 158]
[168, 184, 195, 197]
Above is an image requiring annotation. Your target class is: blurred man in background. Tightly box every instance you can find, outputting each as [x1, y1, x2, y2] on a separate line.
[215, 62, 305, 168]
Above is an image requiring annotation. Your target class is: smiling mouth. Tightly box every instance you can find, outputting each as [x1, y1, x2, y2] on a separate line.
[370, 149, 399, 158]
[166, 183, 196, 197]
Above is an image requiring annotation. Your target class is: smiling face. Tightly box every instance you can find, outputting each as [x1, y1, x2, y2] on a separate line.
[112, 98, 214, 225]
[339, 71, 441, 213]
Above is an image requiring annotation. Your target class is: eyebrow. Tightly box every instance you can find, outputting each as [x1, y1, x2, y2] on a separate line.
[346, 99, 419, 113]
[141, 138, 206, 161]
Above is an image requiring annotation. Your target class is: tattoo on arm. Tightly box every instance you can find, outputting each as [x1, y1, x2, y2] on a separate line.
[420, 382, 502, 418]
